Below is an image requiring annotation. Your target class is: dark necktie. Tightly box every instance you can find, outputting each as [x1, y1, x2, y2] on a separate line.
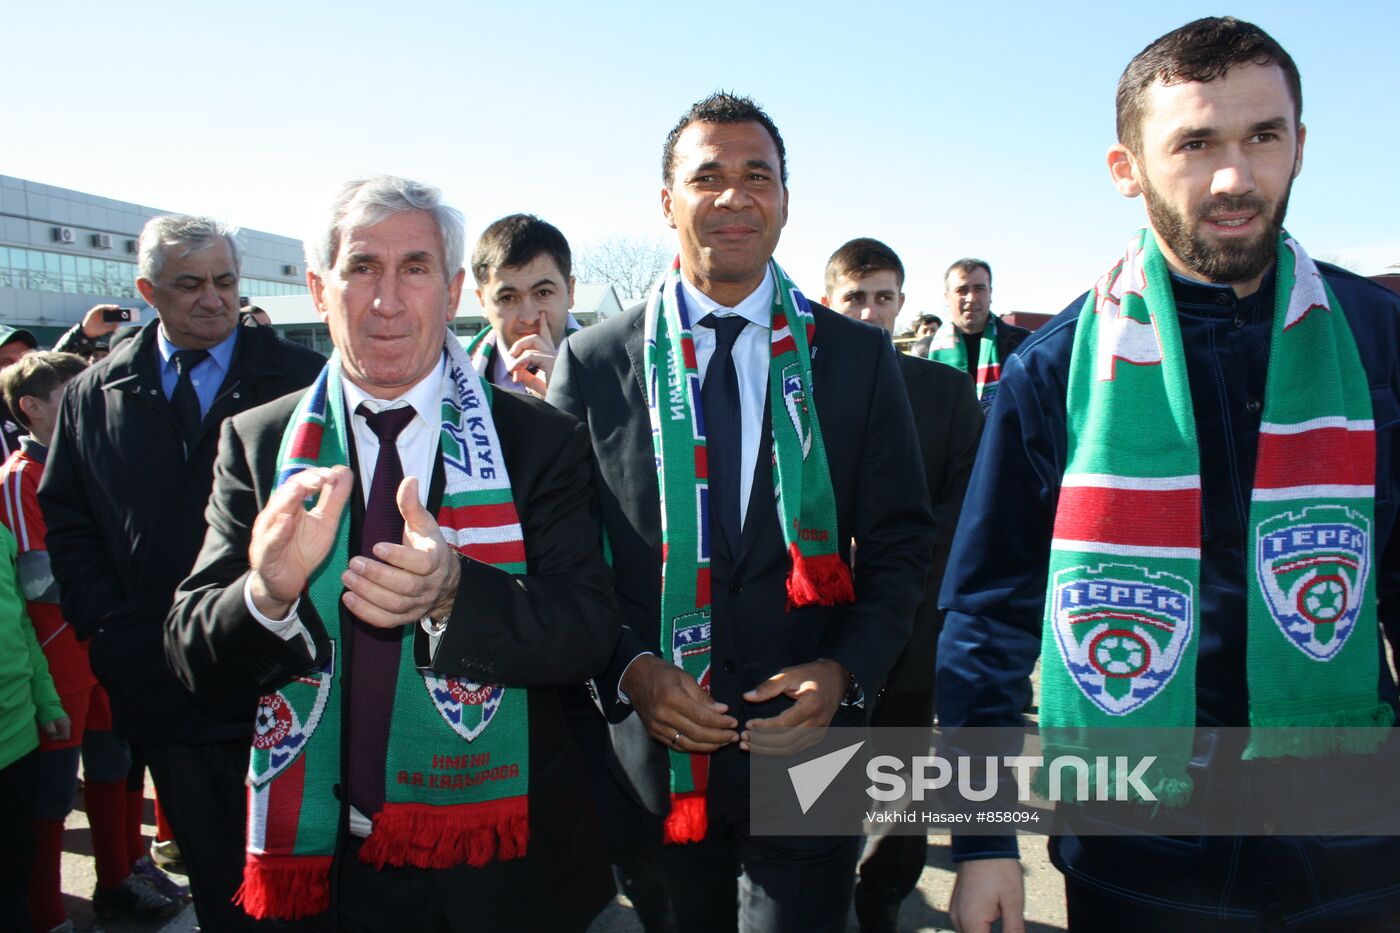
[346, 403, 417, 821]
[170, 349, 209, 452]
[699, 313, 748, 553]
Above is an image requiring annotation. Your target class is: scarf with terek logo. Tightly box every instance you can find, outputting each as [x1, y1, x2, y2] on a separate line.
[236, 338, 531, 921]
[643, 257, 854, 843]
[1039, 229, 1391, 806]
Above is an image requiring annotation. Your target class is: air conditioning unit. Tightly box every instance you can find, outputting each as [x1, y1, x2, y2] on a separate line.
[92, 233, 113, 249]
[52, 226, 76, 244]
[283, 263, 298, 276]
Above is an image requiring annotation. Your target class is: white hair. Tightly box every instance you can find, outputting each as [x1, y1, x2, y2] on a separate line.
[305, 175, 464, 279]
[137, 215, 241, 284]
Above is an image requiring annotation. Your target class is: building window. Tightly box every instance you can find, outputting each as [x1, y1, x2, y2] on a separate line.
[0, 245, 306, 301]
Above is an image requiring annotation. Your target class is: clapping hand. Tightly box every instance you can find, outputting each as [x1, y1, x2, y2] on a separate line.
[339, 476, 461, 628]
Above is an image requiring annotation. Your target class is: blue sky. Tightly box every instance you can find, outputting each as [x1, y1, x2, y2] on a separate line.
[4, 1, 1396, 324]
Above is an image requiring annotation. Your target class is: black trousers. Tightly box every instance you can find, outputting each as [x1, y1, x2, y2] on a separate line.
[854, 687, 935, 919]
[568, 688, 675, 931]
[327, 781, 612, 933]
[143, 739, 273, 933]
[0, 749, 38, 931]
[655, 745, 861, 933]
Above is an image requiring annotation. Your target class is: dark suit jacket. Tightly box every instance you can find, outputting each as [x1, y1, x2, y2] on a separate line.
[165, 381, 618, 928]
[884, 353, 982, 695]
[550, 301, 936, 813]
[39, 320, 324, 743]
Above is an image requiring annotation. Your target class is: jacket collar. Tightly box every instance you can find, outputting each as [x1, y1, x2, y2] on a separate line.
[100, 316, 287, 392]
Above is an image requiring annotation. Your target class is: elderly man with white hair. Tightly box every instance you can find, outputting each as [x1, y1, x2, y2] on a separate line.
[165, 175, 619, 931]
[40, 213, 325, 931]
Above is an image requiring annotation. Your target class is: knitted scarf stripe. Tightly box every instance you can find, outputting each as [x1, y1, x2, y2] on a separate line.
[928, 317, 1003, 401]
[1040, 230, 1390, 808]
[643, 258, 853, 845]
[237, 339, 530, 921]
[466, 322, 580, 381]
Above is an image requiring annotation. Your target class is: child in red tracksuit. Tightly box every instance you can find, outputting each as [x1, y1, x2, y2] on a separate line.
[0, 352, 180, 931]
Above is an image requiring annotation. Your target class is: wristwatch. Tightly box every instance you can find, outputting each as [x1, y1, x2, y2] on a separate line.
[420, 609, 450, 637]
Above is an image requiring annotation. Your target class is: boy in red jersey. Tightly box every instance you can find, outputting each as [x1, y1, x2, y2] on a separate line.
[1, 352, 180, 929]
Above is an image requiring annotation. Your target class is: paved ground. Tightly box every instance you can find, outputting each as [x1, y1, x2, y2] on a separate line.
[61, 735, 1066, 929]
[57, 792, 1065, 932]
[60, 671, 1067, 931]
[588, 834, 1067, 933]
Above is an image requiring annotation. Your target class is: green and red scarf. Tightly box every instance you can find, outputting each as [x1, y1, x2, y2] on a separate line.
[927, 315, 1005, 402]
[236, 338, 530, 921]
[465, 319, 579, 385]
[643, 258, 853, 843]
[1041, 230, 1392, 805]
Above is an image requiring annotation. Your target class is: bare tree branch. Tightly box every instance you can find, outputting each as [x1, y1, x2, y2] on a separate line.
[575, 236, 673, 301]
[1314, 251, 1363, 273]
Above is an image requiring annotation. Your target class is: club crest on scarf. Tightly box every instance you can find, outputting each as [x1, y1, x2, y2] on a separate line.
[1256, 505, 1371, 660]
[781, 363, 812, 460]
[424, 674, 506, 742]
[1051, 564, 1193, 716]
[249, 643, 335, 787]
[672, 610, 712, 690]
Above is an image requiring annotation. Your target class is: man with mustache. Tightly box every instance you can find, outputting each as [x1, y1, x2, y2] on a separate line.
[938, 17, 1400, 933]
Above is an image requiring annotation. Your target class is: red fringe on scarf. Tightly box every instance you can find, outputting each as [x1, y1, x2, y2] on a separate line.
[234, 853, 334, 921]
[358, 797, 530, 869]
[785, 545, 855, 609]
[664, 791, 707, 844]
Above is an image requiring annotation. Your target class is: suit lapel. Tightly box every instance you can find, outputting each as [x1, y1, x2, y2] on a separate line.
[622, 312, 649, 405]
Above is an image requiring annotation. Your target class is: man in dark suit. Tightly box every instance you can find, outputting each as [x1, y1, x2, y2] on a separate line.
[820, 238, 982, 933]
[164, 176, 618, 931]
[39, 214, 325, 931]
[550, 94, 936, 933]
[927, 259, 1030, 409]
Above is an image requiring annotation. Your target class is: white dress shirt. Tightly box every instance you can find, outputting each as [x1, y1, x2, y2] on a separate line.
[680, 267, 773, 528]
[617, 268, 774, 704]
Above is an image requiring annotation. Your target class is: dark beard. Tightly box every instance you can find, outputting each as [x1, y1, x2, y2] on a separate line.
[1141, 176, 1290, 285]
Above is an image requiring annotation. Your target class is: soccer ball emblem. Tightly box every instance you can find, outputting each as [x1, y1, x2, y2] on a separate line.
[1300, 576, 1346, 624]
[253, 695, 293, 749]
[1089, 630, 1149, 678]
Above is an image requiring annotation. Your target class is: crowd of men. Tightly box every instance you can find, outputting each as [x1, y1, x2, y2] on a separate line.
[2, 14, 1399, 933]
